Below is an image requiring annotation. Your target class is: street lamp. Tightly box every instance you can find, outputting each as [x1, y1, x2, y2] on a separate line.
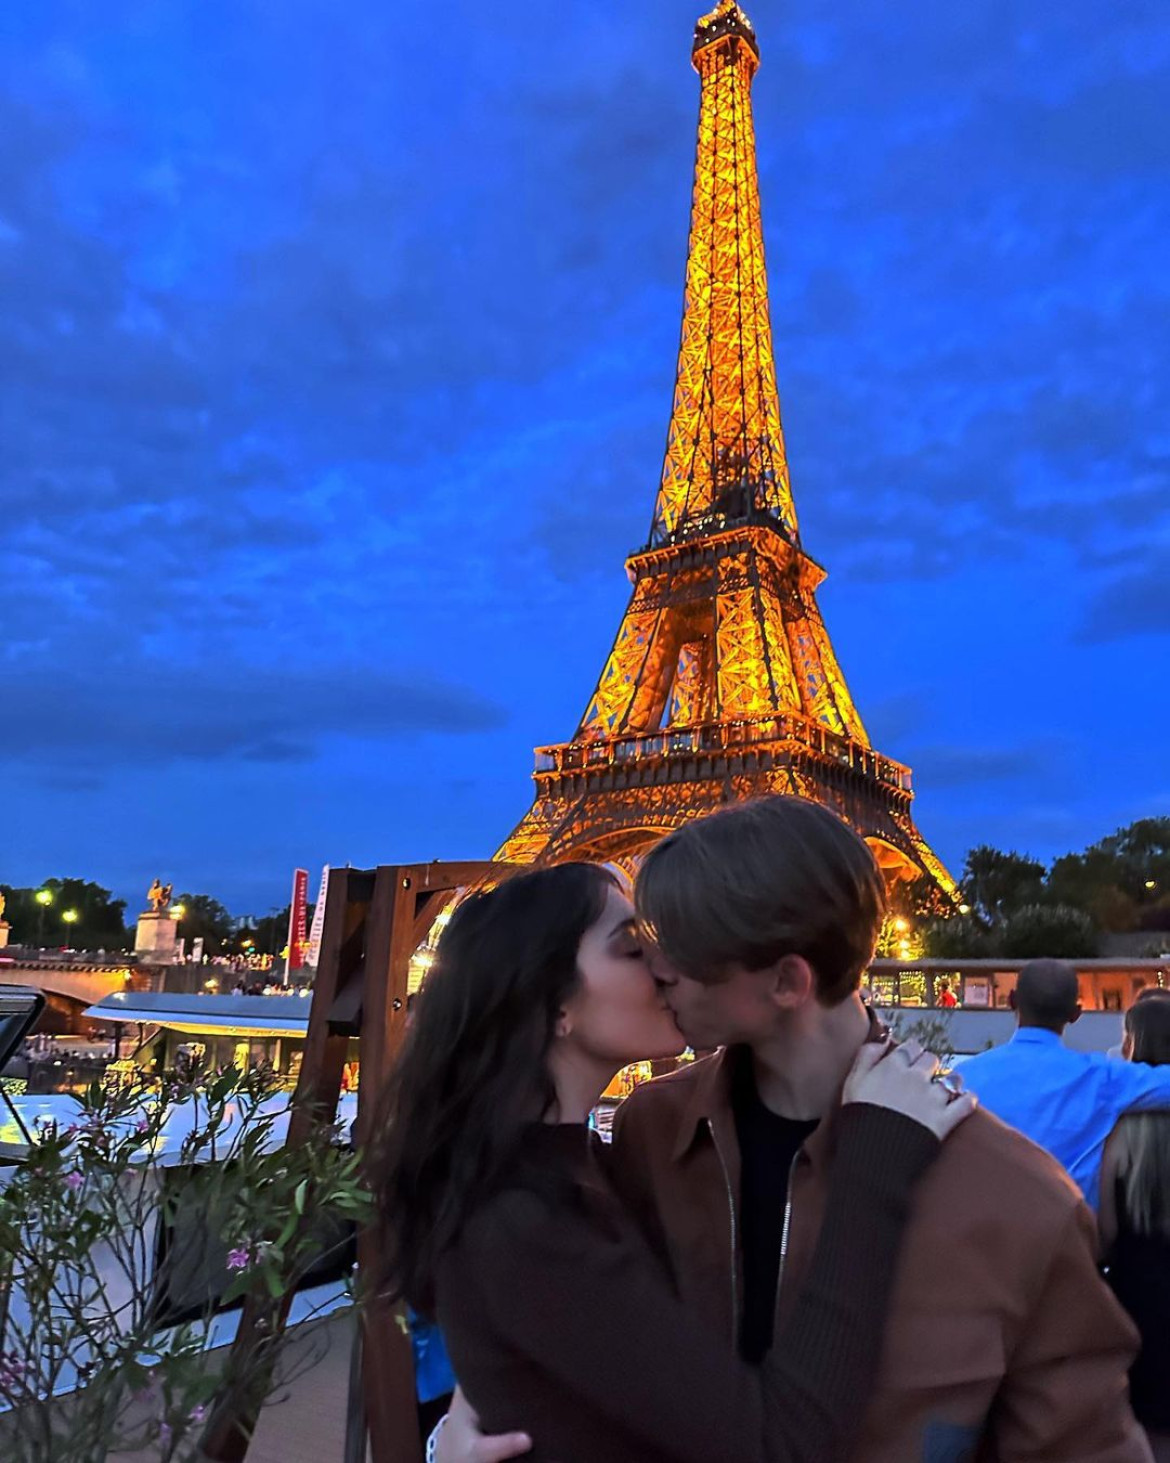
[35, 888, 53, 947]
[62, 909, 79, 947]
[1146, 880, 1157, 891]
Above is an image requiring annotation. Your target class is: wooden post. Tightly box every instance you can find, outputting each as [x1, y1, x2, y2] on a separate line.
[201, 861, 506, 1463]
[352, 863, 506, 1463]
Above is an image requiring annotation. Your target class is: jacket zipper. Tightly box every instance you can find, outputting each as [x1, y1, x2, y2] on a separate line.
[706, 1116, 740, 1345]
[773, 1151, 801, 1334]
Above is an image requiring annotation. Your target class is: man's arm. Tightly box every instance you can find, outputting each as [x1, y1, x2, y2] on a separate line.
[1113, 1057, 1170, 1115]
[989, 1202, 1150, 1462]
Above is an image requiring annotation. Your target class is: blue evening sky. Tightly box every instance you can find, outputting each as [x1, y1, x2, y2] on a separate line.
[1, 1, 1167, 916]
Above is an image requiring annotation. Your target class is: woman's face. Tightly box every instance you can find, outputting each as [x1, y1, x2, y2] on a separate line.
[560, 884, 687, 1066]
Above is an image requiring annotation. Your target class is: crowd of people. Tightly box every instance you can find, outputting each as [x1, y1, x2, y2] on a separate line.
[363, 795, 1170, 1463]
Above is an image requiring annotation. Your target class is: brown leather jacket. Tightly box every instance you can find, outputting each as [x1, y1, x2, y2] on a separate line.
[610, 1044, 1151, 1463]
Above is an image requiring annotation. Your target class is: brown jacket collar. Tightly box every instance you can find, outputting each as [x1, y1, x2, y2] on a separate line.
[670, 1005, 889, 1163]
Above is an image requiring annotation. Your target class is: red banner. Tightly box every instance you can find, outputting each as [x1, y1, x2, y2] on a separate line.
[287, 868, 309, 974]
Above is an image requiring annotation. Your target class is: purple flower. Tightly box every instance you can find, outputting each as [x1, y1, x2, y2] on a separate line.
[226, 1247, 251, 1271]
[188, 1404, 207, 1425]
[0, 1351, 26, 1389]
[63, 1170, 83, 1192]
[136, 1119, 151, 1135]
[158, 1421, 172, 1446]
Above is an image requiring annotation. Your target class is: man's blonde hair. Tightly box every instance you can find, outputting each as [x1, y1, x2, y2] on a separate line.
[635, 796, 887, 1006]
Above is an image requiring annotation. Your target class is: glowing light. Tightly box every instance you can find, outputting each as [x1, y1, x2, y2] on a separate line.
[62, 909, 79, 924]
[893, 917, 910, 934]
[35, 889, 53, 907]
[171, 904, 186, 920]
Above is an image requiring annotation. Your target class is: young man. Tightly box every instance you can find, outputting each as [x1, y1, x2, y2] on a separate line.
[440, 798, 1149, 1463]
[956, 958, 1170, 1209]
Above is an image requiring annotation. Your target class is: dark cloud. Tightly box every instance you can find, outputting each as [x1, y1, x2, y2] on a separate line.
[0, 661, 507, 776]
[1078, 551, 1170, 643]
[910, 743, 1065, 789]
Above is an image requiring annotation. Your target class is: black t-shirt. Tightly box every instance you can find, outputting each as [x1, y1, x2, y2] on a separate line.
[732, 1051, 820, 1364]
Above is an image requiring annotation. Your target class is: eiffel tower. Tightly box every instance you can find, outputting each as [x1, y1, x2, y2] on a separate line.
[499, 1, 954, 903]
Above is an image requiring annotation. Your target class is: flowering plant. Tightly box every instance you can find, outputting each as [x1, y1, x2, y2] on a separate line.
[0, 1065, 372, 1462]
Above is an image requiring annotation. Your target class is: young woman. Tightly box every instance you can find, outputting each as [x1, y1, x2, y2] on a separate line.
[1100, 993, 1170, 1463]
[372, 864, 973, 1463]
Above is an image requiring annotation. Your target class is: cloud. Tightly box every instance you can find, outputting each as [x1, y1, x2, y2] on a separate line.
[0, 660, 507, 776]
[1078, 550, 1170, 643]
[910, 742, 1065, 789]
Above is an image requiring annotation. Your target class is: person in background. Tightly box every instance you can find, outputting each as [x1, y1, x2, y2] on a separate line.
[411, 1310, 457, 1446]
[957, 957, 1170, 1208]
[936, 978, 958, 1009]
[1100, 996, 1170, 1462]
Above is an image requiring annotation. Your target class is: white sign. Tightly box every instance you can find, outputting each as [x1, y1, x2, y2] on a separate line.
[305, 865, 330, 968]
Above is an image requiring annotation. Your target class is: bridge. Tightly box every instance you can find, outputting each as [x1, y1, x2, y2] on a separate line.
[0, 958, 140, 1015]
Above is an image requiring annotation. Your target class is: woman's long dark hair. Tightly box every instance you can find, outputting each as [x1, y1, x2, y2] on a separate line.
[369, 862, 616, 1311]
[1119, 996, 1170, 1239]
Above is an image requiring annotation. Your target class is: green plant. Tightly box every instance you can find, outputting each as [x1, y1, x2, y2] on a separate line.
[890, 1012, 956, 1069]
[0, 1067, 371, 1463]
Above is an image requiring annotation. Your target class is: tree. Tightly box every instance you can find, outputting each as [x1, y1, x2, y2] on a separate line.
[172, 893, 234, 955]
[1048, 819, 1170, 932]
[1000, 904, 1098, 959]
[960, 847, 1047, 922]
[921, 914, 993, 959]
[0, 880, 127, 951]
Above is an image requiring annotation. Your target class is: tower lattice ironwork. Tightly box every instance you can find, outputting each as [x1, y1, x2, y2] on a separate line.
[498, 1, 954, 900]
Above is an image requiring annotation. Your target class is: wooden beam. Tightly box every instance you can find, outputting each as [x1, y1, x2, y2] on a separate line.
[354, 868, 422, 1463]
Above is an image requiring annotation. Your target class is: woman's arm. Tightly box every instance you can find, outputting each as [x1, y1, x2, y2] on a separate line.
[439, 1103, 942, 1463]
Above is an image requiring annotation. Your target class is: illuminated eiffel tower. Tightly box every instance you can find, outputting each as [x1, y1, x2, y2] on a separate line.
[499, 1, 954, 901]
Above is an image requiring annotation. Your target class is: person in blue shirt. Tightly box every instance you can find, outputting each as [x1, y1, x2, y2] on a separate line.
[958, 959, 1170, 1211]
[409, 1307, 456, 1443]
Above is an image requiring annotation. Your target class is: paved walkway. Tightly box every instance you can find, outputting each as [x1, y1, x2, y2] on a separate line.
[246, 1311, 357, 1463]
[103, 1312, 368, 1463]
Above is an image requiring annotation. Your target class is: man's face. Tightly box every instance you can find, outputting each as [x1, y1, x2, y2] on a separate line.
[643, 941, 782, 1050]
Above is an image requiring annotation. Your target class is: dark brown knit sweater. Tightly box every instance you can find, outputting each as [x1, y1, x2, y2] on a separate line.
[433, 1102, 939, 1463]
